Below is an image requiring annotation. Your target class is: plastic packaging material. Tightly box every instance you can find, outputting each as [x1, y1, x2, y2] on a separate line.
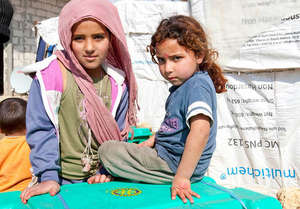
[127, 127, 152, 144]
[0, 177, 282, 209]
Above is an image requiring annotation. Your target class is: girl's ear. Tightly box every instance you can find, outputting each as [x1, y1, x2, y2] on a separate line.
[196, 54, 204, 65]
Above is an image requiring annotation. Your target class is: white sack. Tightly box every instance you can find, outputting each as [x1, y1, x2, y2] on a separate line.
[191, 0, 300, 72]
[115, 1, 189, 34]
[35, 17, 63, 50]
[207, 70, 300, 196]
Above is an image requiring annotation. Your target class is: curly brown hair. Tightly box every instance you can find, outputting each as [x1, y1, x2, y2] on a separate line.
[149, 15, 227, 93]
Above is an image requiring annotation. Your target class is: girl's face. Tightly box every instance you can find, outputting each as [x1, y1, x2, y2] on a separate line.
[155, 38, 203, 86]
[71, 19, 110, 74]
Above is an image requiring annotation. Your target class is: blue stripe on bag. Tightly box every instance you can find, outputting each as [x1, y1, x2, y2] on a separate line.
[56, 193, 71, 209]
[202, 181, 248, 209]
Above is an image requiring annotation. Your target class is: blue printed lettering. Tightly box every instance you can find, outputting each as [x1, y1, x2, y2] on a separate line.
[254, 169, 260, 176]
[247, 168, 255, 178]
[283, 169, 296, 178]
[224, 166, 296, 180]
[275, 169, 282, 177]
[239, 167, 246, 175]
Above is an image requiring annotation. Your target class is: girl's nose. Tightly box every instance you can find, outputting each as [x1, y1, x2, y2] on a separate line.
[165, 61, 174, 73]
[85, 39, 94, 52]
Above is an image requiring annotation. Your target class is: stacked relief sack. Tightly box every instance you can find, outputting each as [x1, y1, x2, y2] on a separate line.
[190, 0, 300, 202]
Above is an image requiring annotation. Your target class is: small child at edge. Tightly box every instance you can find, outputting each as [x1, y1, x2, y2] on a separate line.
[0, 98, 32, 192]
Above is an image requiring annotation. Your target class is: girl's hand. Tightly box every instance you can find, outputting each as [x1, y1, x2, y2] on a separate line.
[20, 180, 60, 204]
[138, 134, 155, 148]
[87, 174, 113, 184]
[171, 175, 200, 204]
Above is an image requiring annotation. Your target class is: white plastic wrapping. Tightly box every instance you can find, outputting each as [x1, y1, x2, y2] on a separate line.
[191, 0, 300, 71]
[207, 70, 300, 196]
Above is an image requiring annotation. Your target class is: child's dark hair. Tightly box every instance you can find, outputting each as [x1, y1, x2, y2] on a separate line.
[0, 98, 27, 135]
[149, 15, 227, 93]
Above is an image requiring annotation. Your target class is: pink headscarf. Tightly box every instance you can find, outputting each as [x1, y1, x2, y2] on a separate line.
[55, 0, 137, 144]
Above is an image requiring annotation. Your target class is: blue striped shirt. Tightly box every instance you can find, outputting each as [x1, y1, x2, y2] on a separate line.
[155, 71, 217, 179]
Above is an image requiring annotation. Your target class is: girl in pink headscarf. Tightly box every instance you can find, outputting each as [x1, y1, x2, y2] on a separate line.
[21, 0, 137, 203]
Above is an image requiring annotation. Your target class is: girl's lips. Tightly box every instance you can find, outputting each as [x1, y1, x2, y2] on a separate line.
[85, 56, 97, 61]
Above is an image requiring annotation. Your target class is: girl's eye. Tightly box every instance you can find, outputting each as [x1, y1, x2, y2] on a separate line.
[156, 57, 165, 65]
[72, 35, 84, 41]
[173, 56, 182, 61]
[93, 34, 105, 40]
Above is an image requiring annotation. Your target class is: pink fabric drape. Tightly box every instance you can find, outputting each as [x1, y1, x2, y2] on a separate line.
[55, 0, 137, 144]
